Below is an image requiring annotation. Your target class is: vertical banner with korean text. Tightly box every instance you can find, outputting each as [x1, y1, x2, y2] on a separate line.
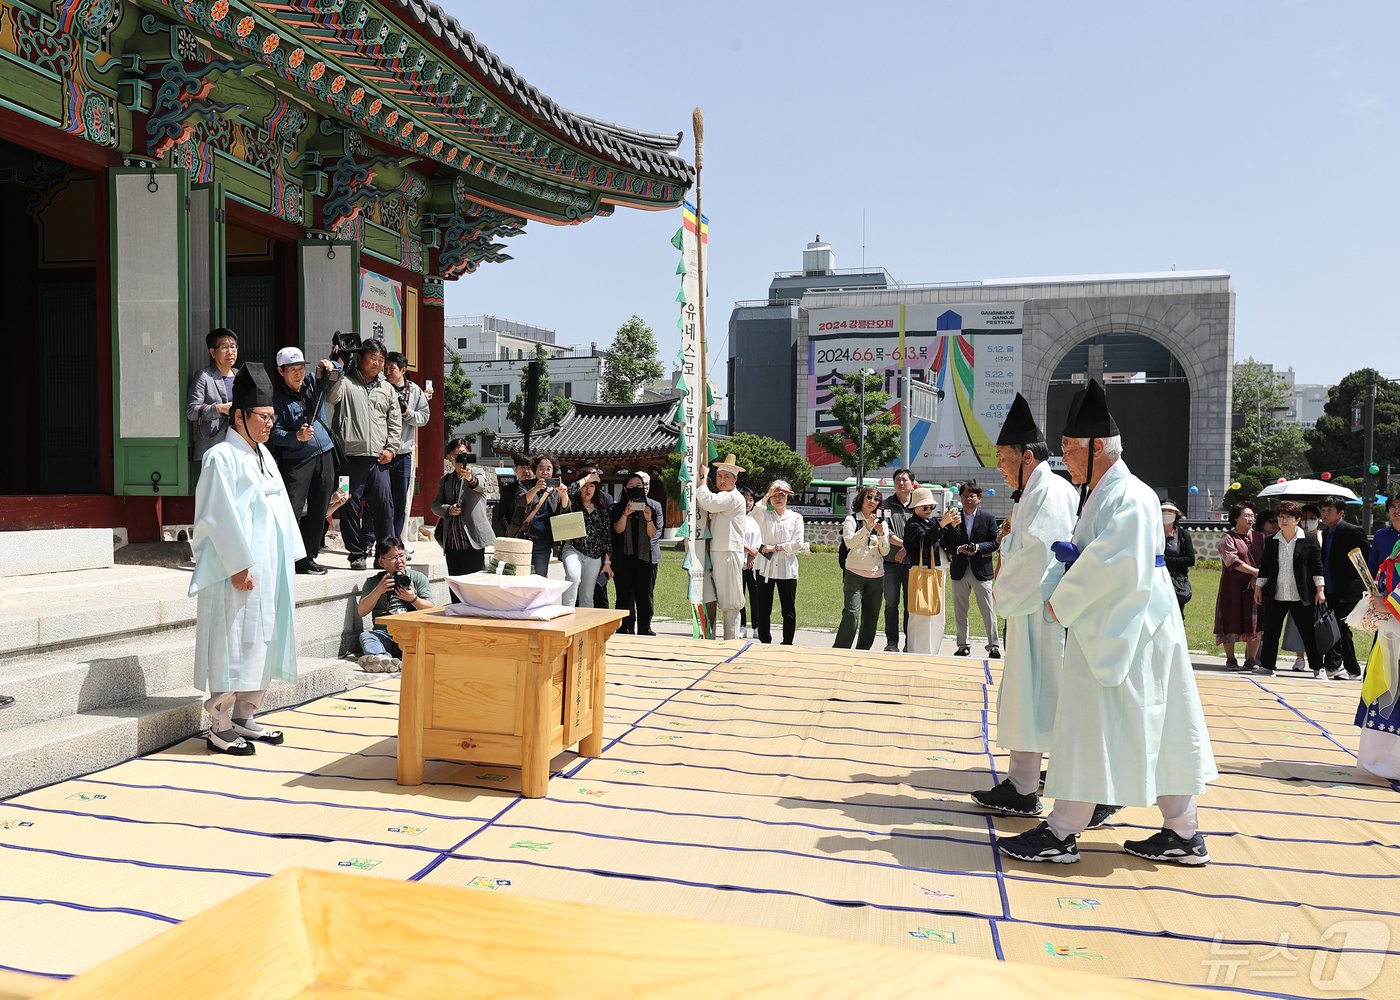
[674, 202, 710, 636]
[358, 268, 404, 355]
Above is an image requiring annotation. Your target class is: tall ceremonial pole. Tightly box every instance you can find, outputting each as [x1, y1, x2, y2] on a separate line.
[693, 107, 708, 465]
[693, 107, 716, 638]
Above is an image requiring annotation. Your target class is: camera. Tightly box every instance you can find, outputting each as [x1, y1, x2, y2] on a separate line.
[545, 477, 561, 488]
[329, 330, 362, 366]
[454, 452, 478, 467]
[393, 572, 412, 591]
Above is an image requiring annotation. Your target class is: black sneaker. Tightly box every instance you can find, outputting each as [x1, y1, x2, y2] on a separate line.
[954, 646, 971, 657]
[1086, 804, 1122, 829]
[349, 558, 367, 571]
[971, 778, 1042, 816]
[1123, 828, 1210, 866]
[988, 648, 1002, 659]
[997, 821, 1079, 864]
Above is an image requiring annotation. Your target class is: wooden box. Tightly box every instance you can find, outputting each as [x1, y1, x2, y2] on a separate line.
[382, 607, 627, 797]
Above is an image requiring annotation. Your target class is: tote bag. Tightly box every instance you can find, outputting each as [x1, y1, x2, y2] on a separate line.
[549, 510, 586, 542]
[909, 565, 944, 616]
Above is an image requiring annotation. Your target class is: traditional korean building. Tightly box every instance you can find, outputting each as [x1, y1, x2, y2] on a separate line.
[492, 397, 684, 522]
[0, 0, 692, 538]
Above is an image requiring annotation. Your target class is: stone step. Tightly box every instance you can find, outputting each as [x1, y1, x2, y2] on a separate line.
[0, 528, 113, 578]
[0, 555, 448, 660]
[0, 657, 353, 799]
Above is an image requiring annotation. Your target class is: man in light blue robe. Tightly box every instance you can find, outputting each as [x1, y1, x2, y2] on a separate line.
[190, 363, 303, 755]
[971, 395, 1079, 817]
[998, 380, 1217, 866]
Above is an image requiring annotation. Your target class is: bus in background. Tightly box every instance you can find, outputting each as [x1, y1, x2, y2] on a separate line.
[787, 477, 954, 519]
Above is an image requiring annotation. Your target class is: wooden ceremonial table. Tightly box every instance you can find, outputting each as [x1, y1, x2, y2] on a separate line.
[381, 607, 628, 797]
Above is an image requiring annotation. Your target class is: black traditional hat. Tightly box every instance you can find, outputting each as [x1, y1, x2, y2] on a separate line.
[231, 362, 275, 412]
[1061, 378, 1119, 438]
[996, 393, 1042, 446]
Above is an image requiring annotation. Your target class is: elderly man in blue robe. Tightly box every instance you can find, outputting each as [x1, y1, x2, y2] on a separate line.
[970, 394, 1082, 819]
[997, 379, 1217, 866]
[189, 362, 303, 755]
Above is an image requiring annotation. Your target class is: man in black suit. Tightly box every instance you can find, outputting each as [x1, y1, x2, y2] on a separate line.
[940, 481, 1001, 657]
[1319, 496, 1367, 679]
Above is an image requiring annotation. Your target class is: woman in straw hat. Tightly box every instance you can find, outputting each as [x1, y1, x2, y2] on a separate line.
[901, 487, 951, 655]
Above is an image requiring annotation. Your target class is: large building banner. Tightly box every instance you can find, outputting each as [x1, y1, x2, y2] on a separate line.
[805, 303, 1023, 469]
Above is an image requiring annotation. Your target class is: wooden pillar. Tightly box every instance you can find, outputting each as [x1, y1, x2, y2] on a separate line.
[414, 273, 446, 521]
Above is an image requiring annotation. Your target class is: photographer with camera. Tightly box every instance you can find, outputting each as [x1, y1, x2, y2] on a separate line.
[511, 453, 570, 577]
[328, 337, 401, 571]
[612, 471, 663, 635]
[354, 537, 433, 671]
[431, 438, 494, 576]
[269, 347, 344, 575]
[384, 351, 431, 544]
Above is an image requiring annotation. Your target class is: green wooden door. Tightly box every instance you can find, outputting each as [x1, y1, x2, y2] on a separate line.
[110, 167, 190, 496]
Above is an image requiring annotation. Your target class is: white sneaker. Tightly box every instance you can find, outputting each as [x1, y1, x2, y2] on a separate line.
[388, 658, 402, 672]
[357, 654, 390, 672]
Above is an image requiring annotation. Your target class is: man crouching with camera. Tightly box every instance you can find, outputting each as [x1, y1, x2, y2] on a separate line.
[353, 537, 433, 672]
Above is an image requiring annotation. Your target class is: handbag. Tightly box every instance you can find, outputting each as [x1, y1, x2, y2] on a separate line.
[909, 565, 944, 616]
[1313, 602, 1342, 655]
[549, 510, 586, 542]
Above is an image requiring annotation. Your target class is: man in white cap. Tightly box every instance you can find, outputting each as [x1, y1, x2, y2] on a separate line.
[971, 394, 1079, 818]
[190, 363, 303, 755]
[269, 347, 344, 574]
[697, 454, 748, 640]
[997, 379, 1217, 866]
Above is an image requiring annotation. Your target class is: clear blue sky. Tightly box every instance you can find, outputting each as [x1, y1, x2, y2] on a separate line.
[440, 2, 1400, 404]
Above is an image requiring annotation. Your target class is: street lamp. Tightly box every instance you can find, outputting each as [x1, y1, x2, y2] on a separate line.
[856, 368, 876, 489]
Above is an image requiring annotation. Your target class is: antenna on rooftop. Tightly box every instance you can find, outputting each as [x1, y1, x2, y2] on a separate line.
[861, 209, 866, 271]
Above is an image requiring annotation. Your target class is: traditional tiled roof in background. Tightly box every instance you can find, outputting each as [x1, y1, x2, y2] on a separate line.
[493, 399, 680, 460]
[385, 0, 693, 184]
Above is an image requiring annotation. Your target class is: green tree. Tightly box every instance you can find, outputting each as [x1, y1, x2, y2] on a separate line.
[506, 344, 572, 436]
[1304, 368, 1400, 485]
[600, 315, 666, 404]
[661, 432, 812, 501]
[1231, 359, 1309, 480]
[442, 348, 486, 445]
[810, 372, 900, 476]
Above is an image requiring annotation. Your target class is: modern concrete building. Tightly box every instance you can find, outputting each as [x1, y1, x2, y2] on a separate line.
[443, 315, 605, 439]
[729, 242, 1234, 520]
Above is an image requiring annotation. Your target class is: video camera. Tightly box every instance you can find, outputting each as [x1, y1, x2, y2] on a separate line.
[453, 452, 479, 467]
[329, 330, 362, 367]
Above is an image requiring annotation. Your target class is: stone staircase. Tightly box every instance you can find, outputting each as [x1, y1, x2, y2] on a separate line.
[0, 529, 447, 799]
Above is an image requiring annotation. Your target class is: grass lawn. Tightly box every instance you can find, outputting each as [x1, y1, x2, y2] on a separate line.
[652, 549, 1375, 658]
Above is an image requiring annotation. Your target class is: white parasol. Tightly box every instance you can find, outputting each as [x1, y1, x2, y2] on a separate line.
[1256, 479, 1359, 501]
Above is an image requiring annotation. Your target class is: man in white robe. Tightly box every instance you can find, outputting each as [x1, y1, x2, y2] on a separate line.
[971, 394, 1079, 818]
[697, 454, 748, 641]
[190, 362, 304, 755]
[998, 379, 1217, 866]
